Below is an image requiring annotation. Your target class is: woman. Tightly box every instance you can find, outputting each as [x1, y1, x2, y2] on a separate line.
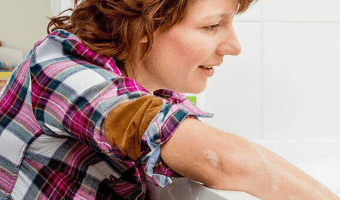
[0, 0, 338, 199]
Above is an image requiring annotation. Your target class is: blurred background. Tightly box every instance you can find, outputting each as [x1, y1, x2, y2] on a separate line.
[0, 0, 51, 55]
[1, 0, 340, 141]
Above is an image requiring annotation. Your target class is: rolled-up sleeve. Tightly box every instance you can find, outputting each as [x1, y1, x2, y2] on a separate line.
[103, 95, 164, 161]
[103, 93, 213, 187]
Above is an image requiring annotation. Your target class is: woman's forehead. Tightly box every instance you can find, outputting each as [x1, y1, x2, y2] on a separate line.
[186, 0, 238, 20]
[190, 0, 255, 14]
[190, 0, 239, 8]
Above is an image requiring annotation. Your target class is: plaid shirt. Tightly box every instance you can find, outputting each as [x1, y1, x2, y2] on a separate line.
[0, 30, 212, 200]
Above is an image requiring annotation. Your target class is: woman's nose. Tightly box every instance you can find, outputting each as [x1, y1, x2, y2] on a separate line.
[217, 27, 242, 56]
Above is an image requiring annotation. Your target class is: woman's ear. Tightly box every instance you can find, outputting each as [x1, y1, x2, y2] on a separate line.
[140, 36, 148, 43]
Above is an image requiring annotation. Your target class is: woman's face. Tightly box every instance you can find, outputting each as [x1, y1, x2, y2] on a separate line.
[134, 0, 242, 94]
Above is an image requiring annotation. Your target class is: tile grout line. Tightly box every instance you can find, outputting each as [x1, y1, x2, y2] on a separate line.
[260, 0, 264, 140]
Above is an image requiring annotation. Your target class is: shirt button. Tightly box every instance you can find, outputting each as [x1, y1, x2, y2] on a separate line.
[155, 138, 162, 144]
[109, 175, 115, 182]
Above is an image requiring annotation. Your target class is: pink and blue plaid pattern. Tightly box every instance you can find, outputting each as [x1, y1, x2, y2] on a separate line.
[0, 30, 212, 199]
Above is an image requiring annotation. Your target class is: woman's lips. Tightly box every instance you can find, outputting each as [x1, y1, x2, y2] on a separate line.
[199, 65, 215, 77]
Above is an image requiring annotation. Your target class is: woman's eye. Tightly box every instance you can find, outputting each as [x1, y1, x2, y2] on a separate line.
[204, 24, 221, 31]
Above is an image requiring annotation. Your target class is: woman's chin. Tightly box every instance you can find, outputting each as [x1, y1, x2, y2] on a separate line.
[175, 82, 207, 94]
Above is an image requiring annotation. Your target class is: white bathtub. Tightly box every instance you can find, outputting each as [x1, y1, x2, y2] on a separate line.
[147, 139, 340, 199]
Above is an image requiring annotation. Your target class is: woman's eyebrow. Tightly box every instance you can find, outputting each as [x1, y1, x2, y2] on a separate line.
[202, 12, 234, 20]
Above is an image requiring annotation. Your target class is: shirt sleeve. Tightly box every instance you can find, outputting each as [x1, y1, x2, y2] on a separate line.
[30, 58, 148, 154]
[103, 95, 164, 161]
[103, 93, 209, 188]
[140, 100, 199, 187]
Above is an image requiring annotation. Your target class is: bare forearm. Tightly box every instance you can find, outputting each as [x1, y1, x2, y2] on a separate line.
[249, 143, 340, 200]
[160, 119, 340, 200]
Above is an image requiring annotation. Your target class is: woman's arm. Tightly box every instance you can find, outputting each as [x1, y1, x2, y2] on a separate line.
[160, 118, 340, 200]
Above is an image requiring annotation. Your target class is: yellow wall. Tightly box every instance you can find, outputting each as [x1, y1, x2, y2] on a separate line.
[0, 0, 51, 56]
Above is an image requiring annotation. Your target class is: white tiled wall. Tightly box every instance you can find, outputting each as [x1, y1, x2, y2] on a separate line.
[263, 0, 340, 22]
[204, 1, 340, 140]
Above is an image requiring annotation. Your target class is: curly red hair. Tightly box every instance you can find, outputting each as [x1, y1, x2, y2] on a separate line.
[48, 0, 256, 69]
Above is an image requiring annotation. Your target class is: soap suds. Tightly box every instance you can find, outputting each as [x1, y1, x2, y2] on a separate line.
[203, 150, 219, 169]
[252, 143, 281, 194]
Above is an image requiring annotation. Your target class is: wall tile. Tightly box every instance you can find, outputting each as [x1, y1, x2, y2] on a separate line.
[204, 22, 262, 140]
[263, 0, 340, 22]
[262, 22, 340, 139]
